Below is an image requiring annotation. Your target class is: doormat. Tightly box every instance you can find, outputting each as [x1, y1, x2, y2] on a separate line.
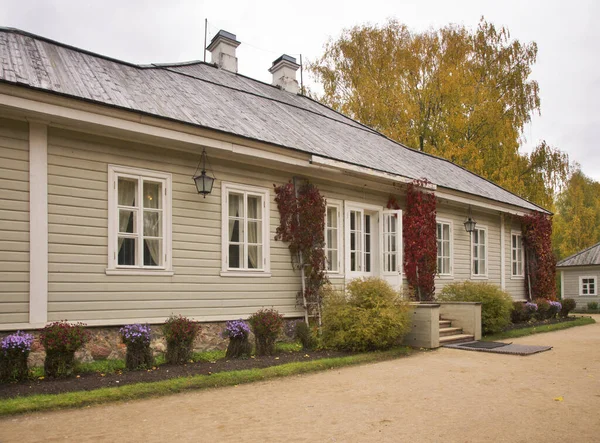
[460, 341, 509, 349]
[444, 341, 552, 356]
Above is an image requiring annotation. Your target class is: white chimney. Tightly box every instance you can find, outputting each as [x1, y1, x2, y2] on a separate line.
[269, 55, 300, 94]
[207, 30, 241, 73]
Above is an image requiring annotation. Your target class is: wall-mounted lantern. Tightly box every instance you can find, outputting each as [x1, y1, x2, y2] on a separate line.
[192, 148, 215, 198]
[463, 206, 477, 233]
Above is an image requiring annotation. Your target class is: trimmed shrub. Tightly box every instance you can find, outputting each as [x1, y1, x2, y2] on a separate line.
[559, 298, 576, 318]
[511, 302, 526, 323]
[295, 321, 317, 350]
[587, 301, 599, 312]
[222, 319, 252, 359]
[438, 281, 512, 334]
[40, 321, 90, 377]
[548, 301, 562, 319]
[249, 308, 284, 356]
[534, 298, 551, 320]
[119, 324, 153, 370]
[0, 331, 34, 382]
[162, 316, 200, 364]
[321, 278, 411, 352]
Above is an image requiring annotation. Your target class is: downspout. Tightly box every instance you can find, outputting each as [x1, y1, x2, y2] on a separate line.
[500, 213, 506, 291]
[293, 176, 310, 325]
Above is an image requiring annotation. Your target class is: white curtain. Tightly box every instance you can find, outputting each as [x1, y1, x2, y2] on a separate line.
[118, 179, 136, 251]
[143, 182, 161, 266]
[247, 197, 259, 269]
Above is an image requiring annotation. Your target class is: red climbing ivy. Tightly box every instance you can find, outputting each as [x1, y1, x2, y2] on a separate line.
[401, 179, 437, 301]
[521, 212, 556, 300]
[274, 182, 328, 320]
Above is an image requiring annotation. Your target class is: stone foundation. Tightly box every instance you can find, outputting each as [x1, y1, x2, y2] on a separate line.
[1, 319, 302, 367]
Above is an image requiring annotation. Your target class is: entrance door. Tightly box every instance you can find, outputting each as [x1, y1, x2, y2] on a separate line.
[381, 209, 402, 290]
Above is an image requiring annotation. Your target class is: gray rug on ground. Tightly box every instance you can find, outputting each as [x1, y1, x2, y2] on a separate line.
[444, 341, 552, 356]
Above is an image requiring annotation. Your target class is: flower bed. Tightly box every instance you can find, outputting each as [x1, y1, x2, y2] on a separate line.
[0, 347, 349, 400]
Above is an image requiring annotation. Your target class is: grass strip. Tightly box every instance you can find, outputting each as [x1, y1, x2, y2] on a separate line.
[0, 346, 412, 417]
[483, 316, 595, 341]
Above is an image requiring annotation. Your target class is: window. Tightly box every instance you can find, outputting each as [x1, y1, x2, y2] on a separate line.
[511, 232, 524, 277]
[107, 165, 172, 274]
[325, 202, 342, 273]
[472, 227, 487, 277]
[580, 276, 597, 296]
[383, 210, 402, 274]
[221, 183, 270, 275]
[349, 209, 364, 272]
[436, 221, 452, 276]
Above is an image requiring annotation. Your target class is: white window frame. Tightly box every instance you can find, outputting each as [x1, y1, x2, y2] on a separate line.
[324, 199, 343, 274]
[345, 202, 382, 278]
[579, 276, 597, 296]
[511, 231, 525, 279]
[106, 165, 173, 276]
[436, 218, 453, 278]
[382, 209, 402, 276]
[471, 225, 488, 279]
[221, 182, 271, 277]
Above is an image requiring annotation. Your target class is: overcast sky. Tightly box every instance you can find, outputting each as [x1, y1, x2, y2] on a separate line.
[2, 0, 599, 180]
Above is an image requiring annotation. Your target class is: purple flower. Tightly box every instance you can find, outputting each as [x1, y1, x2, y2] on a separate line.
[524, 302, 538, 312]
[119, 324, 152, 345]
[222, 320, 250, 339]
[549, 301, 562, 310]
[1, 331, 34, 354]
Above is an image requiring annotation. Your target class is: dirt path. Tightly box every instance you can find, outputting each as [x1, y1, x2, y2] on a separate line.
[2, 316, 599, 443]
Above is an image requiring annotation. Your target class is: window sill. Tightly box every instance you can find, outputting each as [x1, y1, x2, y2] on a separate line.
[578, 294, 598, 297]
[471, 275, 488, 280]
[510, 275, 525, 280]
[105, 269, 175, 276]
[220, 271, 272, 278]
[436, 275, 454, 280]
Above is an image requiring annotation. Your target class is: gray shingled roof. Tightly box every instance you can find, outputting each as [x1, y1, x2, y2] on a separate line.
[557, 242, 600, 267]
[0, 28, 546, 213]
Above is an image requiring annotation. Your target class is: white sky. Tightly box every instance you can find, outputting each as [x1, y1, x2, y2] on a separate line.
[2, 0, 599, 180]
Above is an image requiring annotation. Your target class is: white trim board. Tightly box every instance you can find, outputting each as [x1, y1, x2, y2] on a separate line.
[28, 121, 48, 324]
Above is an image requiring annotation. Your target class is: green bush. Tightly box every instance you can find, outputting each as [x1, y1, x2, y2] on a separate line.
[587, 301, 599, 312]
[511, 302, 526, 323]
[534, 298, 551, 320]
[438, 281, 512, 334]
[321, 278, 411, 352]
[295, 321, 317, 350]
[559, 298, 576, 318]
[249, 308, 285, 356]
[162, 316, 201, 365]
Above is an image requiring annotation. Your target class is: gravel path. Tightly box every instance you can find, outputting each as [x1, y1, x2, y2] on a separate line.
[1, 316, 599, 443]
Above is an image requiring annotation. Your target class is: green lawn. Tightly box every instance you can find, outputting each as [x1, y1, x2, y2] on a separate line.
[483, 316, 595, 341]
[0, 346, 412, 417]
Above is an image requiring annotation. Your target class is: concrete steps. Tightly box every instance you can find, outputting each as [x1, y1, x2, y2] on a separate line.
[439, 317, 475, 345]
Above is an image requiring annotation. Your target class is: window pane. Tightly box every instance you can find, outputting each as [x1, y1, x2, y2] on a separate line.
[229, 219, 241, 243]
[443, 258, 450, 274]
[143, 181, 161, 209]
[248, 221, 262, 244]
[351, 252, 356, 272]
[248, 245, 262, 269]
[119, 209, 136, 234]
[350, 212, 355, 230]
[229, 244, 241, 268]
[248, 196, 261, 220]
[143, 211, 161, 237]
[144, 239, 161, 266]
[365, 215, 371, 234]
[443, 224, 450, 241]
[391, 254, 396, 272]
[118, 237, 136, 265]
[118, 178, 137, 207]
[365, 253, 371, 272]
[327, 207, 337, 228]
[350, 232, 356, 250]
[327, 229, 333, 248]
[229, 193, 243, 218]
[328, 250, 338, 271]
